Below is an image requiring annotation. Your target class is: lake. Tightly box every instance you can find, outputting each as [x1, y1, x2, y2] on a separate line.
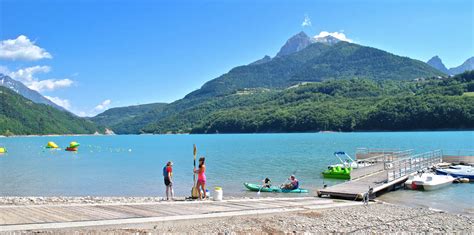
[0, 132, 473, 213]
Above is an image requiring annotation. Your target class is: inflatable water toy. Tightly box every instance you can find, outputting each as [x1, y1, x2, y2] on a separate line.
[243, 183, 308, 193]
[69, 141, 80, 148]
[322, 165, 351, 179]
[0, 147, 6, 154]
[65, 147, 78, 152]
[46, 141, 59, 149]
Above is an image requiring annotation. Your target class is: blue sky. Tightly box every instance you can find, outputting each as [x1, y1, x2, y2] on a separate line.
[0, 0, 473, 116]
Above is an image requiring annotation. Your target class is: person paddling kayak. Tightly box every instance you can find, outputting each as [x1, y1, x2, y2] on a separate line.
[193, 157, 207, 200]
[163, 161, 174, 200]
[281, 175, 299, 190]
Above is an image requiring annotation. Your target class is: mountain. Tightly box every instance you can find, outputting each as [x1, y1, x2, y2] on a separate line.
[275, 31, 314, 57]
[0, 86, 98, 136]
[185, 34, 444, 98]
[0, 74, 66, 111]
[426, 56, 474, 75]
[90, 102, 167, 128]
[314, 35, 341, 45]
[106, 71, 474, 134]
[449, 57, 474, 75]
[93, 32, 457, 134]
[427, 56, 449, 74]
[249, 55, 272, 65]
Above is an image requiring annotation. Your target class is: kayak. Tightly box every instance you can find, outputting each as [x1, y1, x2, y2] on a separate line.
[243, 183, 308, 193]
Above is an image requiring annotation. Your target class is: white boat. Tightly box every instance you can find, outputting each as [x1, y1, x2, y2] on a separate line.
[405, 173, 454, 191]
[436, 165, 474, 180]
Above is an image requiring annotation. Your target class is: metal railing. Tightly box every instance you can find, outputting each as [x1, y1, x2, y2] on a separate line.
[386, 150, 443, 181]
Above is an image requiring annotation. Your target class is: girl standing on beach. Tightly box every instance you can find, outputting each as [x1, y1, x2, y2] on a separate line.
[163, 161, 174, 200]
[194, 157, 206, 200]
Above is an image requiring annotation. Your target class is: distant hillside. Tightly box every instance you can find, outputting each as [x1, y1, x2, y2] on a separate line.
[0, 86, 98, 136]
[107, 71, 474, 134]
[426, 56, 474, 75]
[0, 74, 67, 111]
[449, 57, 474, 75]
[186, 34, 444, 98]
[427, 56, 449, 74]
[90, 103, 167, 128]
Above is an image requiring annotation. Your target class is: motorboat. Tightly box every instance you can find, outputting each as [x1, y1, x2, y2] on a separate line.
[405, 172, 454, 190]
[436, 165, 474, 181]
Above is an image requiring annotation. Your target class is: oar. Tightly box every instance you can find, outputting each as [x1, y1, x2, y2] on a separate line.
[257, 177, 265, 196]
[191, 144, 197, 198]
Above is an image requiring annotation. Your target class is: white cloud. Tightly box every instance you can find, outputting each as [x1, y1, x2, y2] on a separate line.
[2, 65, 74, 92]
[314, 31, 352, 42]
[301, 15, 312, 27]
[0, 35, 52, 61]
[8, 65, 51, 83]
[44, 96, 71, 110]
[29, 78, 73, 92]
[94, 99, 111, 111]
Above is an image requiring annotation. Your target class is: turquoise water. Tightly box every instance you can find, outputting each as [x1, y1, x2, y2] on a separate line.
[0, 132, 472, 212]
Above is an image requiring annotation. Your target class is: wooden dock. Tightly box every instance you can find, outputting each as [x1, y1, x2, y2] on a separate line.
[0, 197, 362, 232]
[317, 150, 443, 200]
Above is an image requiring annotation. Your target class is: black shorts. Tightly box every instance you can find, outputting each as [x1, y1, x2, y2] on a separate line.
[164, 178, 172, 186]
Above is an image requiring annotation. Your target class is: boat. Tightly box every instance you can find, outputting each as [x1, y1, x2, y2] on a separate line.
[405, 173, 454, 190]
[322, 165, 351, 179]
[329, 151, 373, 169]
[322, 151, 372, 179]
[436, 165, 474, 181]
[243, 183, 308, 193]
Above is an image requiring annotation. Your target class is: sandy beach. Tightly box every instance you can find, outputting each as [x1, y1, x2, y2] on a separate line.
[0, 196, 472, 234]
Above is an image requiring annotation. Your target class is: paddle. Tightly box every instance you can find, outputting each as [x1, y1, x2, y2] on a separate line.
[191, 144, 198, 198]
[257, 177, 266, 196]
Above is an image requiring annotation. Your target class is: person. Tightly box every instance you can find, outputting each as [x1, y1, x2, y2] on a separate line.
[193, 157, 206, 200]
[163, 161, 174, 200]
[263, 177, 272, 188]
[282, 175, 299, 190]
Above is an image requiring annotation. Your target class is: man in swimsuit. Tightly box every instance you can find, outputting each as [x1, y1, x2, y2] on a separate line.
[163, 161, 174, 200]
[282, 175, 299, 190]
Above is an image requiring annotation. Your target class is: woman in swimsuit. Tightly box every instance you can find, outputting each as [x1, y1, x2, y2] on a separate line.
[194, 157, 206, 200]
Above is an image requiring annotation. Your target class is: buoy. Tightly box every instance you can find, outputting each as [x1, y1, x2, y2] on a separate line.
[46, 141, 59, 149]
[0, 147, 6, 154]
[69, 141, 80, 148]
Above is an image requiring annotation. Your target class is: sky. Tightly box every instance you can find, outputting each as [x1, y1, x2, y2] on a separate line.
[0, 0, 473, 116]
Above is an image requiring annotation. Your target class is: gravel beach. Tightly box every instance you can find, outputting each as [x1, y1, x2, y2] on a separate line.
[9, 201, 472, 234]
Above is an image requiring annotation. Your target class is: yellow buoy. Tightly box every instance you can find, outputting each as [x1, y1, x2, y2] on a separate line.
[0, 147, 6, 154]
[69, 141, 80, 148]
[46, 141, 59, 148]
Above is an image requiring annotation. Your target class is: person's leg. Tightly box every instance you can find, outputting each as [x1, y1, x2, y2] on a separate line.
[166, 185, 170, 200]
[170, 183, 174, 200]
[202, 182, 207, 199]
[196, 181, 203, 199]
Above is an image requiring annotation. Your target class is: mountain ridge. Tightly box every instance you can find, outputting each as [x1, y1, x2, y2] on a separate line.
[0, 74, 67, 112]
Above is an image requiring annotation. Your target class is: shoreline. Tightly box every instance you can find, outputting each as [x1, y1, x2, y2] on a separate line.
[1, 129, 473, 138]
[0, 196, 472, 233]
